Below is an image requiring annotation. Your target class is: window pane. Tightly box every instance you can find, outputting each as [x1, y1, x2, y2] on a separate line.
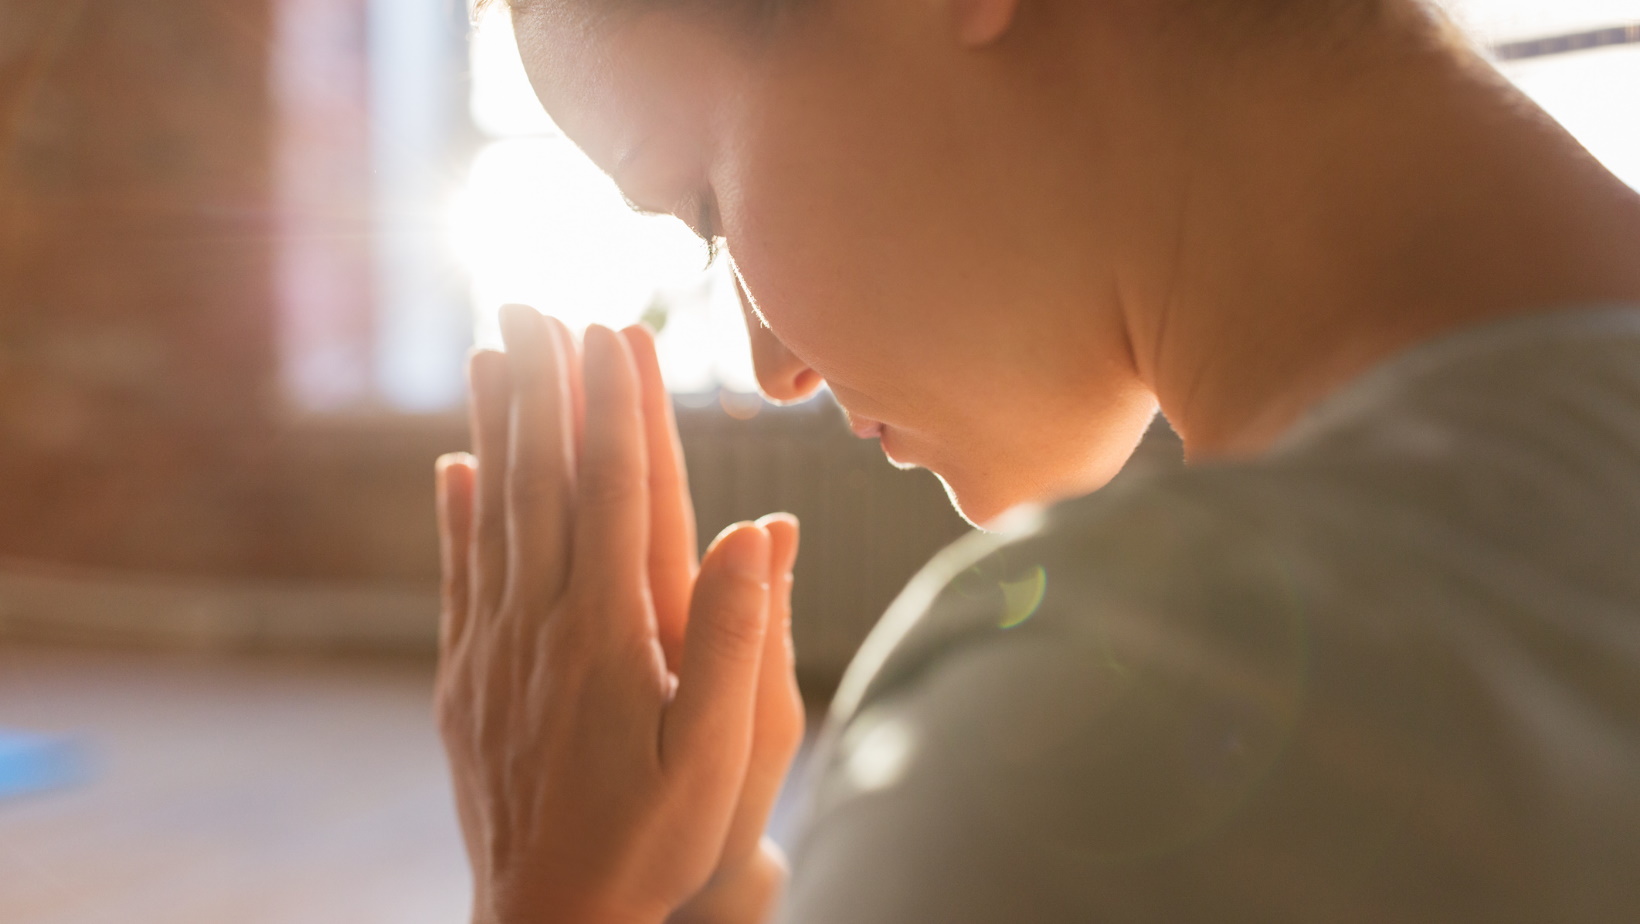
[469, 9, 557, 139]
[1442, 0, 1639, 43]
[1506, 46, 1640, 189]
[451, 139, 759, 393]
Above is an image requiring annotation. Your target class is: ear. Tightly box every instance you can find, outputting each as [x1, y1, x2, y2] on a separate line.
[950, 0, 1024, 47]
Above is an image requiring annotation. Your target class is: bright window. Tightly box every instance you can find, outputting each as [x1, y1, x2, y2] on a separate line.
[1448, 0, 1640, 189]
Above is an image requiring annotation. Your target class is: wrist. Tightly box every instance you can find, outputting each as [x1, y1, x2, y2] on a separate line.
[476, 884, 670, 924]
[667, 840, 787, 924]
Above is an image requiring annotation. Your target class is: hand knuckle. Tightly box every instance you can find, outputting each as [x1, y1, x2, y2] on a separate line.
[433, 687, 467, 740]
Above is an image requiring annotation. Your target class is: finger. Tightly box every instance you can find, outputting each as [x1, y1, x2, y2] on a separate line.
[623, 323, 699, 671]
[718, 513, 803, 863]
[571, 324, 650, 597]
[468, 349, 512, 616]
[662, 523, 771, 797]
[500, 304, 575, 606]
[436, 453, 477, 658]
[757, 514, 802, 749]
[543, 315, 585, 464]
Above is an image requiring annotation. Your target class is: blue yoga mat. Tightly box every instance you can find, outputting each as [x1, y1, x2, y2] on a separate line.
[0, 730, 89, 800]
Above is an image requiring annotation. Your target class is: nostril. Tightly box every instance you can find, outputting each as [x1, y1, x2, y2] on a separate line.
[790, 367, 824, 400]
[760, 357, 826, 405]
[739, 286, 822, 403]
[760, 361, 823, 405]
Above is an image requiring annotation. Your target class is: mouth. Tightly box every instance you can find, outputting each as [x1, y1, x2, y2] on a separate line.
[847, 416, 885, 440]
[844, 408, 919, 469]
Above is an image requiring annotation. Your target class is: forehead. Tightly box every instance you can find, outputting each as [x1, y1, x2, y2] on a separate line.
[509, 3, 735, 175]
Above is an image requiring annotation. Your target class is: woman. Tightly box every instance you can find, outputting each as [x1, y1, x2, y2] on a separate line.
[433, 0, 1640, 921]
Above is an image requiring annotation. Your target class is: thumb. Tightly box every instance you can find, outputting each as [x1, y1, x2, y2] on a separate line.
[661, 523, 772, 784]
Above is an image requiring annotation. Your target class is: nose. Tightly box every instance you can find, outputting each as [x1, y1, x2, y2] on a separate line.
[735, 274, 823, 405]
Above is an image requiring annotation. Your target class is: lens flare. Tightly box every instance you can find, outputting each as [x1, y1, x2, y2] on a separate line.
[998, 565, 1049, 629]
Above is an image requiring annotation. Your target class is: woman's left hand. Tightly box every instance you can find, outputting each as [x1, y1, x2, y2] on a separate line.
[434, 305, 793, 924]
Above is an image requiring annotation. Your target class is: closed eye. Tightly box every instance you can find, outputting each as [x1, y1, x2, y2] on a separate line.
[622, 191, 723, 266]
[692, 192, 723, 266]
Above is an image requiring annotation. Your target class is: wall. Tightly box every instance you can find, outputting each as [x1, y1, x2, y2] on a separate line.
[0, 0, 453, 585]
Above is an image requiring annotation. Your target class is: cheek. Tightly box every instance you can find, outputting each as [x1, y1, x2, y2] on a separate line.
[718, 87, 974, 400]
[723, 192, 869, 384]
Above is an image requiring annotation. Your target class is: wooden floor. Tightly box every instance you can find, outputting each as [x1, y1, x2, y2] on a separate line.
[0, 644, 470, 924]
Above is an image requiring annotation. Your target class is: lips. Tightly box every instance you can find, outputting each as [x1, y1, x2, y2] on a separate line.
[849, 417, 885, 440]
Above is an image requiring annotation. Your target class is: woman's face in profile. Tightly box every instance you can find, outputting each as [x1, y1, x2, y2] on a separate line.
[512, 1, 1159, 525]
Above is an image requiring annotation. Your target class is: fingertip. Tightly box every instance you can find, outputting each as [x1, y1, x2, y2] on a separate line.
[621, 322, 657, 350]
[584, 323, 613, 367]
[436, 451, 475, 472]
[435, 456, 475, 544]
[756, 512, 798, 532]
[757, 517, 795, 566]
[500, 305, 553, 377]
[584, 321, 619, 355]
[621, 324, 661, 372]
[498, 303, 541, 339]
[438, 455, 477, 497]
[706, 519, 761, 551]
[468, 349, 509, 392]
[585, 323, 640, 388]
[709, 521, 772, 583]
[542, 314, 576, 352]
[435, 454, 455, 492]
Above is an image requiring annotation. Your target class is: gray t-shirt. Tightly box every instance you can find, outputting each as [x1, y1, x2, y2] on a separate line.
[783, 308, 1640, 923]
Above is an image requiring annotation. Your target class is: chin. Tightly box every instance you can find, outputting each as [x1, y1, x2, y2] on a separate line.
[931, 472, 1043, 532]
[935, 455, 1133, 532]
[908, 404, 1159, 530]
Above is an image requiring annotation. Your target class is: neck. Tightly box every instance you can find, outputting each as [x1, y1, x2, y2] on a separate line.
[1097, 12, 1640, 459]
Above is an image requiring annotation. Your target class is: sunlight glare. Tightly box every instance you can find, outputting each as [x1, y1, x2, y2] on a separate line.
[454, 5, 759, 394]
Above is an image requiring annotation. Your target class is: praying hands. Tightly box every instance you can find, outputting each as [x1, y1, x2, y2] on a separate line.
[434, 305, 803, 924]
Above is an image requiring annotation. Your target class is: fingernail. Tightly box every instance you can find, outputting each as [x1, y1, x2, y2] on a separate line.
[436, 452, 473, 472]
[583, 323, 620, 376]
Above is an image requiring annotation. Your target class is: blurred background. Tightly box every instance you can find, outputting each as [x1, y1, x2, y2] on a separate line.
[0, 0, 1635, 920]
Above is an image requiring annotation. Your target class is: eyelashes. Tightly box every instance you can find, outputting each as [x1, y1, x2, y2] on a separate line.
[693, 191, 723, 268]
[622, 188, 723, 267]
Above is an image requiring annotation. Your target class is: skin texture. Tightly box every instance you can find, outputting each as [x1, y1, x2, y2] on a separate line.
[437, 0, 1640, 921]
